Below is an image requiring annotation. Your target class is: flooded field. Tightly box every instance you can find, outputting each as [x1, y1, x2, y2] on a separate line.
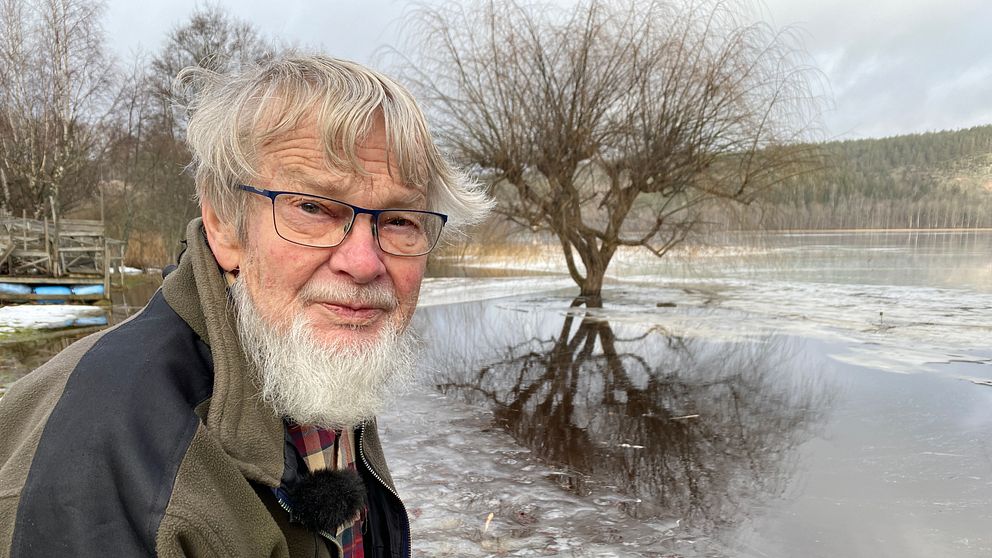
[2, 231, 991, 556]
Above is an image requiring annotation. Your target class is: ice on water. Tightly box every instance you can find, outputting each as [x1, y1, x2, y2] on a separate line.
[0, 304, 107, 334]
[392, 232, 992, 556]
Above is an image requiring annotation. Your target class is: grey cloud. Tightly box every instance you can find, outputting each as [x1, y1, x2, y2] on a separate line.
[766, 0, 992, 138]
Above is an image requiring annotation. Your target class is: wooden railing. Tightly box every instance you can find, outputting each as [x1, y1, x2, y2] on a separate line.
[0, 209, 124, 294]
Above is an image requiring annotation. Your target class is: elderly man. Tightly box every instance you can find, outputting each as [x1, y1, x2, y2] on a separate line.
[0, 55, 491, 557]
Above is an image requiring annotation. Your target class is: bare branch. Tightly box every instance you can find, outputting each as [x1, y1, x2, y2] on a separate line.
[395, 0, 824, 296]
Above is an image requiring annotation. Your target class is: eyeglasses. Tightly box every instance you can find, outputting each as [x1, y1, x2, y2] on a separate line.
[238, 185, 447, 256]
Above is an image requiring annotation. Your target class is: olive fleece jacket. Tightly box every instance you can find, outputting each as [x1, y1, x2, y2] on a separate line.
[0, 218, 409, 557]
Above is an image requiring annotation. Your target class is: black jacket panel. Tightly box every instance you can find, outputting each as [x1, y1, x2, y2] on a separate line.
[11, 292, 213, 557]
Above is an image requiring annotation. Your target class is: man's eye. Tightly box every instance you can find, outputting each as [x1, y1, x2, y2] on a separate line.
[384, 216, 422, 230]
[298, 201, 322, 215]
[387, 217, 413, 227]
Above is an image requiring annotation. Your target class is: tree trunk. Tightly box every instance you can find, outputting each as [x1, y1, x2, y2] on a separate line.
[580, 263, 606, 298]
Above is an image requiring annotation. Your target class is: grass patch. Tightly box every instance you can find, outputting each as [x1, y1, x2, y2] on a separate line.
[0, 324, 105, 344]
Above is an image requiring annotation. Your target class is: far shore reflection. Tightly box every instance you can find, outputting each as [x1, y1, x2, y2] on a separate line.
[417, 296, 835, 527]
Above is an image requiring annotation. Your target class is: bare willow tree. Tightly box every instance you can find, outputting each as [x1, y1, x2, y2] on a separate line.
[401, 0, 823, 297]
[0, 0, 117, 217]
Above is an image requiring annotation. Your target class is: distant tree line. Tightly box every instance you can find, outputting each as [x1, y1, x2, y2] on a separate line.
[711, 126, 992, 230]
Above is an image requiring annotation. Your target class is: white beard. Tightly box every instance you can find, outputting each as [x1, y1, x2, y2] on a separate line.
[230, 277, 420, 429]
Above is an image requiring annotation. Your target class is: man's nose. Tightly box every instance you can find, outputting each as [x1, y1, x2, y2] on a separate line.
[327, 214, 387, 283]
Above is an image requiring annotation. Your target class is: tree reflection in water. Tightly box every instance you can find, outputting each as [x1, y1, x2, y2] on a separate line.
[419, 296, 834, 530]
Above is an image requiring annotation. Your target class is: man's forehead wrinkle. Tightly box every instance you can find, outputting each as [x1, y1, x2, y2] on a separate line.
[273, 160, 406, 189]
[259, 134, 324, 167]
[262, 137, 398, 180]
[275, 169, 426, 207]
[256, 118, 427, 208]
[339, 139, 401, 179]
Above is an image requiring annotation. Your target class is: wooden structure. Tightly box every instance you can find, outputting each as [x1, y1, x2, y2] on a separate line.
[0, 207, 125, 302]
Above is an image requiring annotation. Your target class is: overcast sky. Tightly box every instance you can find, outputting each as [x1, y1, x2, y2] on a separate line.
[102, 0, 992, 141]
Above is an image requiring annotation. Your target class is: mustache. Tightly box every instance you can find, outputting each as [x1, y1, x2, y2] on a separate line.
[298, 280, 398, 310]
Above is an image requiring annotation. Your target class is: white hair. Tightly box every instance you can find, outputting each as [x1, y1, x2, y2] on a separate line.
[178, 53, 493, 240]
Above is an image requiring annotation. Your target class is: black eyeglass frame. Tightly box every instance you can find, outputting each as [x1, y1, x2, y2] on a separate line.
[237, 184, 448, 257]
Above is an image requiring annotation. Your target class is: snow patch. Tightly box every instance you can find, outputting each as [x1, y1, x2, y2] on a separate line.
[112, 265, 144, 275]
[0, 304, 107, 333]
[420, 276, 576, 307]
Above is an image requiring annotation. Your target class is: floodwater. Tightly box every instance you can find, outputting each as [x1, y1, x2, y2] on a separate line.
[2, 231, 991, 556]
[405, 230, 992, 557]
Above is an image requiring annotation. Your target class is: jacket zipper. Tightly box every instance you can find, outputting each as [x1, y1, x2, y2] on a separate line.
[357, 425, 412, 558]
[273, 488, 344, 555]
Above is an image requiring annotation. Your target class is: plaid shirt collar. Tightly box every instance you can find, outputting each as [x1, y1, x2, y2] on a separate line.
[286, 423, 366, 558]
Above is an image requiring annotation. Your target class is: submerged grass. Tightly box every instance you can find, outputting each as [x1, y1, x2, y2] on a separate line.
[0, 325, 104, 344]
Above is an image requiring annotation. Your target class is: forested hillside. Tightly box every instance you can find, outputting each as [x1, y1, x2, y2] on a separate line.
[729, 125, 992, 230]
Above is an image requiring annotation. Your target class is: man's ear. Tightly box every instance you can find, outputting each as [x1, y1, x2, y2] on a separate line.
[201, 199, 242, 272]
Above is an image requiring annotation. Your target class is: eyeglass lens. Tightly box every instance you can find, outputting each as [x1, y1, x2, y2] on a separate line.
[272, 193, 443, 255]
